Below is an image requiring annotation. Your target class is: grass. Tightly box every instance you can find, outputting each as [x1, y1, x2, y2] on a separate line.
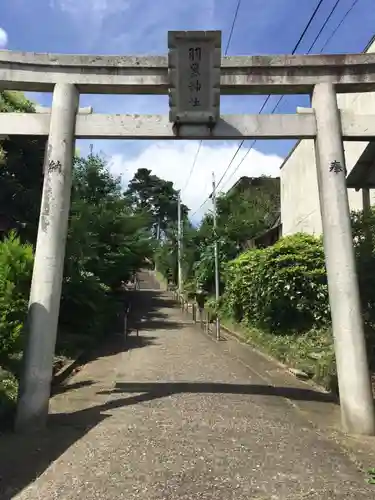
[220, 315, 338, 392]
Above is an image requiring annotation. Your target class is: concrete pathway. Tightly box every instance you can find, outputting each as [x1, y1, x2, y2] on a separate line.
[1, 274, 375, 499]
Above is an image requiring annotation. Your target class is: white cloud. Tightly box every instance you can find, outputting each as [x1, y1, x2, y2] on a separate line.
[52, 0, 128, 20]
[108, 141, 283, 221]
[0, 28, 8, 49]
[51, 0, 215, 52]
[50, 0, 129, 47]
[111, 0, 216, 52]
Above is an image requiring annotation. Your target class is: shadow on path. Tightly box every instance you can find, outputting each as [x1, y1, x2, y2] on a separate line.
[100, 381, 336, 403]
[127, 289, 183, 335]
[0, 379, 335, 499]
[52, 380, 96, 396]
[0, 277, 339, 498]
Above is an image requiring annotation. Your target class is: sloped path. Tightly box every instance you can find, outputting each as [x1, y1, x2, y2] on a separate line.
[1, 273, 374, 499]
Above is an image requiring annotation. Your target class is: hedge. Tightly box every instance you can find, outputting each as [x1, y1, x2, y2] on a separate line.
[0, 232, 33, 363]
[223, 233, 330, 333]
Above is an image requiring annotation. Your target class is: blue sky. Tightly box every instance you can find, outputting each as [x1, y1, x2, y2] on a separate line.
[0, 0, 374, 218]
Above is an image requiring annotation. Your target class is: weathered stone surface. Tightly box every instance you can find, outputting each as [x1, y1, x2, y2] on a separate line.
[1, 49, 375, 93]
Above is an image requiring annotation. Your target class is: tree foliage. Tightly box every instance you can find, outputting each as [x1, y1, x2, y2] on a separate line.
[126, 168, 188, 238]
[223, 234, 330, 332]
[60, 154, 154, 337]
[126, 167, 193, 284]
[191, 176, 280, 293]
[215, 177, 279, 249]
[351, 207, 375, 328]
[154, 175, 281, 296]
[0, 91, 44, 244]
[0, 233, 33, 361]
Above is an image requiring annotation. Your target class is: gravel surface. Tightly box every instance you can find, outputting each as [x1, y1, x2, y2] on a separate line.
[1, 273, 374, 499]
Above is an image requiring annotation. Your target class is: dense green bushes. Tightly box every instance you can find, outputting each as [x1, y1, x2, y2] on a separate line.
[221, 213, 375, 335]
[153, 180, 375, 389]
[352, 208, 375, 327]
[219, 223, 375, 389]
[0, 233, 33, 362]
[0, 91, 44, 244]
[59, 272, 112, 340]
[223, 233, 330, 332]
[220, 234, 333, 388]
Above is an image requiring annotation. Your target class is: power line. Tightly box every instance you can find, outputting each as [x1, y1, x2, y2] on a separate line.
[199, 0, 326, 201]
[219, 98, 285, 191]
[273, 1, 359, 109]
[288, 0, 327, 51]
[214, 96, 271, 191]
[224, 0, 242, 55]
[221, 0, 362, 191]
[181, 141, 202, 193]
[308, 0, 342, 52]
[191, 0, 355, 218]
[271, 0, 342, 113]
[221, 0, 348, 191]
[182, 0, 243, 197]
[320, 0, 361, 52]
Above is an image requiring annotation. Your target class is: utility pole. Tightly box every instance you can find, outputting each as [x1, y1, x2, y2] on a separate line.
[177, 191, 183, 295]
[212, 172, 220, 340]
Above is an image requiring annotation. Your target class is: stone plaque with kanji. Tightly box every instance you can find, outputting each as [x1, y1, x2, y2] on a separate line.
[168, 31, 221, 124]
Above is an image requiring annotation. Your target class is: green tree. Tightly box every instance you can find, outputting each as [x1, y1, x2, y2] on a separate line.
[216, 177, 279, 249]
[0, 91, 44, 244]
[126, 168, 188, 238]
[192, 176, 280, 293]
[67, 155, 152, 286]
[60, 153, 154, 337]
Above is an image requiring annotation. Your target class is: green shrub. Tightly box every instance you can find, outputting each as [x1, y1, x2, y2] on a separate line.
[182, 279, 197, 300]
[0, 232, 33, 360]
[154, 242, 177, 285]
[351, 208, 375, 325]
[223, 233, 330, 332]
[222, 249, 265, 322]
[0, 368, 18, 421]
[59, 271, 112, 337]
[205, 296, 219, 320]
[351, 207, 375, 367]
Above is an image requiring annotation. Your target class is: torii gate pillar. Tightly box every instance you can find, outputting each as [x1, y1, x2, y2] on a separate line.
[15, 83, 78, 432]
[313, 82, 375, 435]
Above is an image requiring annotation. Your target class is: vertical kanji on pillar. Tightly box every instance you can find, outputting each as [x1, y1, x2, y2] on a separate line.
[15, 83, 79, 432]
[313, 82, 375, 436]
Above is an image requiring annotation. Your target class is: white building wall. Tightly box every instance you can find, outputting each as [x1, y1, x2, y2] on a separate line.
[281, 37, 375, 236]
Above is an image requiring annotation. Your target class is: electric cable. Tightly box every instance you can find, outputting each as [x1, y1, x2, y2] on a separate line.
[191, 0, 326, 216]
[320, 0, 361, 52]
[221, 0, 351, 192]
[182, 0, 243, 196]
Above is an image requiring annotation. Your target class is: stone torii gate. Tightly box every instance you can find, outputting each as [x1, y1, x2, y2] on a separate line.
[1, 31, 375, 435]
